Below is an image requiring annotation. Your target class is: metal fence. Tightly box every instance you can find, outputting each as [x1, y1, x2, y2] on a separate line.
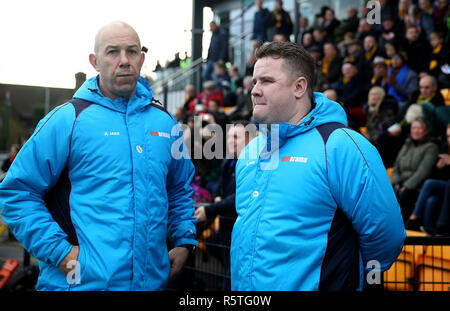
[171, 227, 450, 291]
[382, 235, 450, 291]
[168, 214, 233, 291]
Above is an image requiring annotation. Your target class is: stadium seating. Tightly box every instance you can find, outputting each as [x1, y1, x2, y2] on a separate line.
[383, 230, 427, 291]
[441, 89, 450, 106]
[383, 230, 450, 291]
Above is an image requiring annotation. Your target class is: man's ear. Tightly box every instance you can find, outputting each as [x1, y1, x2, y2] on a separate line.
[294, 76, 308, 99]
[89, 54, 99, 72]
[140, 52, 145, 65]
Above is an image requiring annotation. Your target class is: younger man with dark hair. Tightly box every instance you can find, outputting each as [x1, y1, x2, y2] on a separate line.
[231, 41, 406, 291]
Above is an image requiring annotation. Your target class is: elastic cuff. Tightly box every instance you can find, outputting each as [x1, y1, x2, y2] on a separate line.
[174, 237, 199, 248]
[50, 240, 74, 267]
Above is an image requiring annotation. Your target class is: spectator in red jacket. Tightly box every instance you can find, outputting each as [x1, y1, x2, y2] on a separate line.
[188, 80, 225, 115]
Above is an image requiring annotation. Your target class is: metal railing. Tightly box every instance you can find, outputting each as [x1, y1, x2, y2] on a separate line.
[153, 57, 204, 93]
[151, 57, 204, 114]
[151, 1, 256, 112]
[382, 235, 450, 291]
[168, 213, 234, 291]
[171, 230, 450, 291]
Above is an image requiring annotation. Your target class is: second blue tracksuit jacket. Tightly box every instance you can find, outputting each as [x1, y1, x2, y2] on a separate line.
[231, 92, 406, 291]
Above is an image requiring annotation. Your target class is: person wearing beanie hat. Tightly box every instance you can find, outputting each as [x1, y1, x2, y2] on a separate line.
[331, 56, 368, 129]
[333, 57, 364, 101]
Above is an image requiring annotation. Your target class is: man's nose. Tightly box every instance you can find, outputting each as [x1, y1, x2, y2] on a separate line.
[251, 84, 260, 97]
[119, 51, 130, 66]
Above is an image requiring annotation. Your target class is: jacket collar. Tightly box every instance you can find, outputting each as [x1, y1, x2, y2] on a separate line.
[72, 75, 153, 113]
[251, 92, 348, 162]
[257, 92, 348, 143]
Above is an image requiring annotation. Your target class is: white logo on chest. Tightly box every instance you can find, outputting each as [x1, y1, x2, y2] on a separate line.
[282, 156, 308, 163]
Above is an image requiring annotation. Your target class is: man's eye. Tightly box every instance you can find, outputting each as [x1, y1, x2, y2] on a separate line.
[107, 50, 118, 55]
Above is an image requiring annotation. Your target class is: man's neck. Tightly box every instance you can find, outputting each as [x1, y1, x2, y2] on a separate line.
[290, 98, 313, 126]
[98, 84, 133, 102]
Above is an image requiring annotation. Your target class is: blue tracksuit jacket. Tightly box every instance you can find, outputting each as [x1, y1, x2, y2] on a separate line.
[0, 76, 197, 290]
[230, 92, 406, 291]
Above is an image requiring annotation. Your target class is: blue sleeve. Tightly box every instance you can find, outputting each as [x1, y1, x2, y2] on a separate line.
[326, 128, 406, 272]
[395, 71, 418, 100]
[166, 123, 198, 248]
[0, 103, 75, 267]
